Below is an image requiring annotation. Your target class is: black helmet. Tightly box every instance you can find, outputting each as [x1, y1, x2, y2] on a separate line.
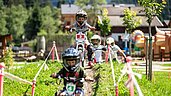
[62, 48, 80, 72]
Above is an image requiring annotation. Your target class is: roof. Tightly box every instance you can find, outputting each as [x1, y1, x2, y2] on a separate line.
[106, 6, 145, 16]
[61, 4, 80, 14]
[106, 6, 163, 27]
[107, 16, 163, 27]
[61, 4, 138, 15]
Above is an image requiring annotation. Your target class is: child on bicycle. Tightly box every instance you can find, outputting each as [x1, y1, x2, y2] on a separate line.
[87, 35, 106, 66]
[51, 47, 85, 96]
[106, 37, 126, 63]
[65, 9, 96, 67]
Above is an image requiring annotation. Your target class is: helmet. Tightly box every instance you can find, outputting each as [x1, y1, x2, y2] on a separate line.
[106, 37, 114, 45]
[76, 9, 87, 19]
[91, 35, 101, 45]
[76, 10, 87, 25]
[62, 48, 80, 72]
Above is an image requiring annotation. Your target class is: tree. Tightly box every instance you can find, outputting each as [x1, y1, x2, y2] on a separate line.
[0, 7, 8, 35]
[25, 0, 34, 8]
[24, 1, 62, 40]
[98, 8, 111, 37]
[75, 0, 89, 8]
[40, 0, 52, 7]
[138, 0, 166, 81]
[52, 7, 62, 33]
[24, 1, 41, 40]
[3, 0, 25, 7]
[39, 6, 57, 35]
[6, 5, 28, 42]
[0, 0, 3, 6]
[123, 8, 141, 55]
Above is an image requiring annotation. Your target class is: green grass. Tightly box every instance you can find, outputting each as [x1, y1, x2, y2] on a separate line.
[93, 62, 129, 96]
[160, 63, 171, 66]
[93, 62, 171, 96]
[3, 61, 171, 96]
[4, 61, 63, 96]
[136, 71, 171, 96]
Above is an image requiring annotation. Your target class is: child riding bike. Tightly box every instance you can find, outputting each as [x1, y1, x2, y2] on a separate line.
[106, 37, 126, 63]
[51, 47, 85, 96]
[65, 9, 96, 67]
[87, 35, 106, 66]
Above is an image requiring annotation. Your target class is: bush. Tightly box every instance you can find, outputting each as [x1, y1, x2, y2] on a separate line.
[2, 47, 14, 70]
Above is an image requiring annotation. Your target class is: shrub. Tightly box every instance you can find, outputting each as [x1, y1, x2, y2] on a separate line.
[2, 46, 14, 70]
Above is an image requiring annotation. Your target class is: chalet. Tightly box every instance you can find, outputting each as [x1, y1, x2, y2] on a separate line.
[61, 4, 79, 26]
[104, 5, 164, 41]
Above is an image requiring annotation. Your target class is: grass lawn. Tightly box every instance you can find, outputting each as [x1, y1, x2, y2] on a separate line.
[4, 61, 63, 96]
[3, 61, 171, 96]
[93, 62, 171, 96]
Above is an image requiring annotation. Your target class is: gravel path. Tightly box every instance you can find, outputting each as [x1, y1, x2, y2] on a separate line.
[83, 62, 95, 96]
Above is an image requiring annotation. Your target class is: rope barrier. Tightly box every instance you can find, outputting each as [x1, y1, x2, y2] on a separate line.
[54, 45, 60, 61]
[52, 46, 54, 62]
[126, 57, 134, 96]
[107, 44, 118, 96]
[31, 41, 60, 96]
[117, 64, 127, 84]
[126, 57, 143, 96]
[51, 41, 60, 62]
[4, 72, 32, 85]
[109, 47, 116, 85]
[32, 43, 54, 96]
[107, 48, 143, 96]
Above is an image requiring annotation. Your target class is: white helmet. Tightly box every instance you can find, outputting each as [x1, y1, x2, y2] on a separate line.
[91, 35, 101, 45]
[106, 37, 114, 45]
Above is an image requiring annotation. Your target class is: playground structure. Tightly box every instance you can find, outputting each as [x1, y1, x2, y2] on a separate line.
[153, 27, 171, 61]
[133, 27, 171, 61]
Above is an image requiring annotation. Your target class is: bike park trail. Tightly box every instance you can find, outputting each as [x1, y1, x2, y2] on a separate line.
[84, 63, 96, 96]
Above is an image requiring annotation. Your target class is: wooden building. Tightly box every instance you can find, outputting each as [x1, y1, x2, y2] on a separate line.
[0, 34, 12, 58]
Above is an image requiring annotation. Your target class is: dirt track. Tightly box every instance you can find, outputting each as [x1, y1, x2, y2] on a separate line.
[84, 66, 95, 96]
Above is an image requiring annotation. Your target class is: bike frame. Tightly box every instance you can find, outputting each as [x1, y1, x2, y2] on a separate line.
[75, 32, 86, 67]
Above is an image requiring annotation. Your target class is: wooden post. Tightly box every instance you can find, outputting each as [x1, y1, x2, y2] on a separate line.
[126, 57, 134, 96]
[0, 63, 5, 96]
[51, 41, 55, 62]
[145, 37, 148, 77]
[31, 79, 36, 96]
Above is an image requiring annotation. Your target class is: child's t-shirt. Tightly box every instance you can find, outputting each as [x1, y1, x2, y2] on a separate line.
[57, 67, 85, 88]
[92, 45, 105, 63]
[110, 45, 121, 59]
[72, 22, 91, 35]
